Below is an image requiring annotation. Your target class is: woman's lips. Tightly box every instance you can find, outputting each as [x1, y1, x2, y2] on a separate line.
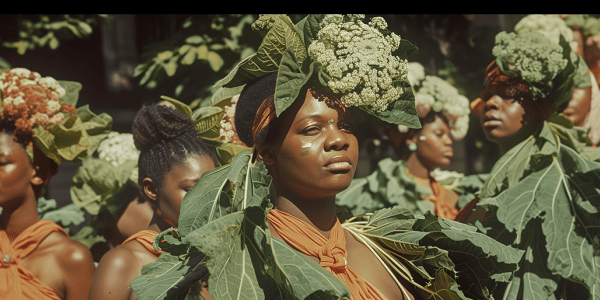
[324, 155, 353, 172]
[482, 114, 502, 127]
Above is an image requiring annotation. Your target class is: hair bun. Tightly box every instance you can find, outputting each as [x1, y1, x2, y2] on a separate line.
[132, 103, 195, 152]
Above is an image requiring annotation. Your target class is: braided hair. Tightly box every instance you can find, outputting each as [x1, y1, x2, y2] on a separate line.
[132, 103, 216, 198]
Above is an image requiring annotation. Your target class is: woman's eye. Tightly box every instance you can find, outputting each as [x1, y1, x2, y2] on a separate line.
[303, 126, 321, 135]
[339, 123, 354, 133]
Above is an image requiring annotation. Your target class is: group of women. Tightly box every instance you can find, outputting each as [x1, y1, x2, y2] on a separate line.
[1, 13, 600, 300]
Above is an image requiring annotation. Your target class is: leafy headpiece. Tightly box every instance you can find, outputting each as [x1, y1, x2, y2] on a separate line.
[0, 67, 113, 165]
[214, 14, 420, 146]
[490, 29, 578, 112]
[398, 62, 470, 140]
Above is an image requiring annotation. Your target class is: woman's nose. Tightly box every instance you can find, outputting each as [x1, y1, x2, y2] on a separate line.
[325, 127, 349, 151]
[483, 94, 503, 111]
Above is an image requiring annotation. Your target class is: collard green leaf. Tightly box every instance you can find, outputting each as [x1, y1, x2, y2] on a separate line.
[477, 143, 600, 300]
[183, 212, 267, 300]
[350, 207, 524, 300]
[131, 252, 202, 300]
[178, 151, 271, 236]
[160, 95, 193, 119]
[274, 47, 314, 116]
[359, 77, 421, 128]
[70, 156, 135, 215]
[293, 14, 325, 50]
[70, 225, 106, 249]
[216, 15, 305, 89]
[58, 80, 82, 106]
[192, 106, 224, 139]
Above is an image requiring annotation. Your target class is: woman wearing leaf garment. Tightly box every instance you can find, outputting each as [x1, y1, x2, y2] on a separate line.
[0, 67, 111, 300]
[337, 62, 480, 220]
[458, 29, 600, 300]
[88, 103, 217, 300]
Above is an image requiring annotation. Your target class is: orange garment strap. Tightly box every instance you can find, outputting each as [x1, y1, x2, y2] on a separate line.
[421, 180, 459, 220]
[121, 230, 163, 256]
[266, 209, 388, 300]
[0, 220, 67, 300]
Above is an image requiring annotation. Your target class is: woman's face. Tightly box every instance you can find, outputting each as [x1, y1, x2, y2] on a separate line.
[563, 86, 592, 126]
[263, 89, 359, 199]
[0, 131, 37, 209]
[479, 85, 538, 147]
[156, 154, 216, 226]
[413, 115, 453, 170]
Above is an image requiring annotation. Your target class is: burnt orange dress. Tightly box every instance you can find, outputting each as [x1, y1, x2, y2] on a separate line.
[0, 220, 67, 300]
[267, 209, 388, 300]
[120, 229, 163, 256]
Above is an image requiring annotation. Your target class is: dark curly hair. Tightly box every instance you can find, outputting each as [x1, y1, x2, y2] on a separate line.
[132, 103, 216, 198]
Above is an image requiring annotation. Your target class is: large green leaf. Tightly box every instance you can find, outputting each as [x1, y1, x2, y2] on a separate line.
[215, 15, 305, 89]
[274, 47, 314, 116]
[58, 80, 82, 106]
[477, 140, 600, 299]
[70, 156, 136, 215]
[353, 207, 524, 300]
[178, 151, 271, 236]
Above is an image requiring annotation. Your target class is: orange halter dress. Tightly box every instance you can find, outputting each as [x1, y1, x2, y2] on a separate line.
[0, 220, 67, 300]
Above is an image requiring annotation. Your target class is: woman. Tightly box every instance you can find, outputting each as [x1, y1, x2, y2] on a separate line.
[336, 62, 475, 220]
[0, 67, 111, 299]
[87, 103, 217, 300]
[459, 29, 600, 299]
[513, 14, 600, 146]
[131, 14, 523, 300]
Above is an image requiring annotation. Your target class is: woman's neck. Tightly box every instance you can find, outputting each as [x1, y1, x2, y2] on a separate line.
[1, 194, 41, 242]
[273, 193, 338, 239]
[405, 154, 431, 181]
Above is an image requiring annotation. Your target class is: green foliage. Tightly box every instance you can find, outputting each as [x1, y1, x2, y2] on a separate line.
[336, 159, 483, 217]
[1, 14, 111, 55]
[37, 197, 86, 234]
[474, 114, 600, 299]
[133, 14, 259, 108]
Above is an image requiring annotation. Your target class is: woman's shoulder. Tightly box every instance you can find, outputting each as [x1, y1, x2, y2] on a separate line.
[37, 230, 95, 270]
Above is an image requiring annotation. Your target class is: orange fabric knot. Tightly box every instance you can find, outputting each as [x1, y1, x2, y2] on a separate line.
[317, 229, 347, 273]
[421, 180, 459, 220]
[267, 209, 388, 300]
[0, 220, 66, 300]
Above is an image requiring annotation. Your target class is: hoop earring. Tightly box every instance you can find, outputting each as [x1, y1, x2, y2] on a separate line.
[408, 143, 417, 152]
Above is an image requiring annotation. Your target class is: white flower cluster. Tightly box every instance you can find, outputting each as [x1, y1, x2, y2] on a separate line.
[96, 131, 140, 183]
[218, 94, 245, 146]
[399, 62, 470, 140]
[307, 14, 408, 113]
[430, 168, 464, 182]
[514, 14, 579, 52]
[0, 68, 67, 126]
[492, 30, 567, 88]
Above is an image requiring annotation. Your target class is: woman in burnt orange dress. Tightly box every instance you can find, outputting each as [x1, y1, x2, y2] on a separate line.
[0, 67, 112, 300]
[88, 103, 217, 300]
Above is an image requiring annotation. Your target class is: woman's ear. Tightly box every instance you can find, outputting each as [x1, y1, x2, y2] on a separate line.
[405, 131, 419, 147]
[30, 165, 45, 186]
[142, 178, 158, 201]
[255, 142, 276, 166]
